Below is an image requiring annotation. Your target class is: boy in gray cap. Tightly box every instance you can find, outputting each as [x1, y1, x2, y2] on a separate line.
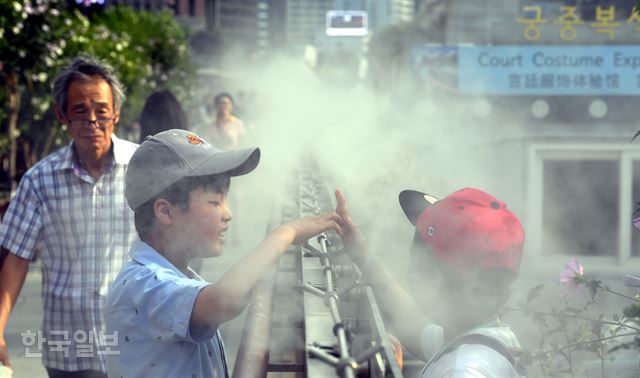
[106, 129, 341, 378]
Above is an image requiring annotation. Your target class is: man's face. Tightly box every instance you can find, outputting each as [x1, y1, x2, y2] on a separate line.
[59, 76, 119, 162]
[172, 188, 232, 259]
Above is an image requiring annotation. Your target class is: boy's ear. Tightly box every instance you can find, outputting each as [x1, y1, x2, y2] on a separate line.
[153, 198, 174, 226]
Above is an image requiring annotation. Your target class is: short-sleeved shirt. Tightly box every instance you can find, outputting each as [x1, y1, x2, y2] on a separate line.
[207, 117, 246, 149]
[0, 135, 138, 372]
[106, 241, 228, 378]
[420, 323, 522, 378]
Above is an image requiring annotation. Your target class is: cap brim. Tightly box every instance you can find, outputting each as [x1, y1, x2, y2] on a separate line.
[399, 190, 439, 225]
[190, 147, 261, 177]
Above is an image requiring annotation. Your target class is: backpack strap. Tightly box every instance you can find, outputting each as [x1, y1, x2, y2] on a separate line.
[420, 333, 527, 377]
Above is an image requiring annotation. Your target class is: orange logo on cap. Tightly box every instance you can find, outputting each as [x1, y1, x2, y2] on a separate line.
[186, 134, 205, 145]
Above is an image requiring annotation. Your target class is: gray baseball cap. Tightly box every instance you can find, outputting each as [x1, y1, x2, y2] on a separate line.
[125, 129, 260, 210]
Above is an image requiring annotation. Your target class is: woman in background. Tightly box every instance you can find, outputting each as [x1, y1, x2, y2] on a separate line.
[207, 92, 246, 149]
[139, 90, 188, 143]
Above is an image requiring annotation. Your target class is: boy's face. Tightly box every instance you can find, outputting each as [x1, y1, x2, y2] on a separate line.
[407, 244, 471, 320]
[408, 256, 512, 327]
[408, 261, 442, 315]
[172, 187, 232, 259]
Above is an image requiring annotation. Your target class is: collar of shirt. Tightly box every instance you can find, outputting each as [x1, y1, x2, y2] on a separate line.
[129, 240, 200, 280]
[421, 319, 508, 360]
[56, 134, 131, 172]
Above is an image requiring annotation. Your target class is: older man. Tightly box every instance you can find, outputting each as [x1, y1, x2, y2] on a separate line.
[0, 55, 138, 378]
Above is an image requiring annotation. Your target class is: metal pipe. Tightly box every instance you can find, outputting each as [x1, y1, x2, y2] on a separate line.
[314, 233, 356, 378]
[231, 273, 274, 378]
[355, 343, 383, 365]
[235, 158, 403, 378]
[308, 345, 340, 366]
[327, 296, 341, 324]
[303, 282, 326, 298]
[232, 205, 282, 378]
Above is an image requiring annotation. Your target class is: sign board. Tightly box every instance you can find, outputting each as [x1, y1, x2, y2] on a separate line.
[412, 45, 640, 96]
[326, 10, 367, 37]
[516, 3, 639, 42]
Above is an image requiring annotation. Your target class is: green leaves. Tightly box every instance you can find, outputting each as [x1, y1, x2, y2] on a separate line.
[527, 283, 545, 304]
[510, 267, 640, 376]
[1, 2, 194, 169]
[622, 303, 640, 318]
[58, 5, 193, 129]
[586, 279, 602, 301]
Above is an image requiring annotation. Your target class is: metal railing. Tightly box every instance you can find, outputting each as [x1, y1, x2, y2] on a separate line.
[233, 157, 404, 377]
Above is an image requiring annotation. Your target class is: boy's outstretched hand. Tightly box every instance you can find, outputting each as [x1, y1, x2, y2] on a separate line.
[280, 212, 343, 245]
[335, 188, 368, 262]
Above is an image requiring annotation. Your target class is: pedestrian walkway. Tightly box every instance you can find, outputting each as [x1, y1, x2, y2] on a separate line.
[5, 263, 46, 377]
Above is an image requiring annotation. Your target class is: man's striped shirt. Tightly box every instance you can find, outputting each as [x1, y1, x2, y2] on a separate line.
[0, 134, 138, 372]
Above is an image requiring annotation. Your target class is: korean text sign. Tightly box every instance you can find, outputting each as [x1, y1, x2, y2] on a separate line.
[456, 46, 640, 95]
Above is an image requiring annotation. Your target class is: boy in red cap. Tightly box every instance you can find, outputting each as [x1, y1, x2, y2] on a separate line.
[335, 187, 526, 377]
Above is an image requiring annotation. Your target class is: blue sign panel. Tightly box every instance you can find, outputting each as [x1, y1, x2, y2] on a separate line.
[412, 45, 640, 95]
[460, 46, 640, 95]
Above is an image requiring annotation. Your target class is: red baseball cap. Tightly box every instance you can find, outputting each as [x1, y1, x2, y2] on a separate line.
[399, 188, 525, 279]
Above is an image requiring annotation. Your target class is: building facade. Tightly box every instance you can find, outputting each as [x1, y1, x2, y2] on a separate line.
[407, 0, 640, 274]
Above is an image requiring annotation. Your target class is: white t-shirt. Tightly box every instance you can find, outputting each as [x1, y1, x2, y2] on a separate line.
[420, 323, 522, 378]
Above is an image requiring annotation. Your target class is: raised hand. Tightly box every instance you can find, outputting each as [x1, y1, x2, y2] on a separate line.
[0, 336, 10, 369]
[335, 188, 368, 262]
[281, 212, 343, 245]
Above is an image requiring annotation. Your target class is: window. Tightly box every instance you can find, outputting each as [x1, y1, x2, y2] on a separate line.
[528, 144, 640, 270]
[542, 159, 618, 256]
[632, 161, 640, 256]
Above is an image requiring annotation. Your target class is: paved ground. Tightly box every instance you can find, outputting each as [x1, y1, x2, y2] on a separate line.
[5, 264, 46, 377]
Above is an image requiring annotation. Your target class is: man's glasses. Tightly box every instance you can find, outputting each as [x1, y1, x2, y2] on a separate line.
[69, 117, 116, 129]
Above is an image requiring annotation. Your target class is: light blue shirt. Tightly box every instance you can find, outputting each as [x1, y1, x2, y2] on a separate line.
[106, 241, 228, 378]
[420, 323, 521, 378]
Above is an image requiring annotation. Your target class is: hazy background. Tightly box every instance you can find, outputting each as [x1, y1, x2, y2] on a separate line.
[194, 54, 640, 377]
[5, 52, 638, 378]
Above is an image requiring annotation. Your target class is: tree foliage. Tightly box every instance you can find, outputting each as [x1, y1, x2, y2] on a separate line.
[0, 1, 193, 185]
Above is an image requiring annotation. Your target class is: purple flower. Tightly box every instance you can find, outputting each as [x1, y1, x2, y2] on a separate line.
[550, 351, 568, 371]
[557, 258, 585, 298]
[622, 274, 640, 288]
